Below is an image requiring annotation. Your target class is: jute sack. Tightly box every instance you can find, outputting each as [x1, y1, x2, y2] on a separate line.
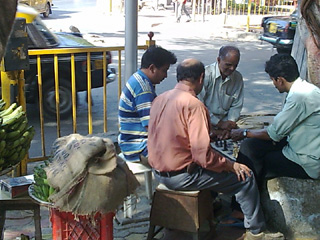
[46, 134, 140, 215]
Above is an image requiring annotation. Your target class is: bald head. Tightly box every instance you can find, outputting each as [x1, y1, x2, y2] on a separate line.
[176, 58, 205, 83]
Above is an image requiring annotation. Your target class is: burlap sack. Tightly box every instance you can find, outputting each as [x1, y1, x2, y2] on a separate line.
[46, 134, 140, 215]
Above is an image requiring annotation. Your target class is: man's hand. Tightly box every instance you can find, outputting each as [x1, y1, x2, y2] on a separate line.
[231, 162, 252, 181]
[216, 120, 237, 131]
[230, 129, 246, 141]
[210, 129, 230, 141]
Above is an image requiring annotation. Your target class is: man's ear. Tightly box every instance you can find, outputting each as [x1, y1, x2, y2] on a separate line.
[217, 56, 220, 64]
[277, 77, 286, 85]
[199, 72, 204, 84]
[149, 64, 156, 73]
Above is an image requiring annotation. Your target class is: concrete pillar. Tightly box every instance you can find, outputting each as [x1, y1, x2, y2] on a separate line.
[124, 0, 138, 82]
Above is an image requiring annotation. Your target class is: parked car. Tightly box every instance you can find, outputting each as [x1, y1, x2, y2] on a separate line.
[15, 4, 116, 119]
[18, 0, 53, 18]
[259, 9, 298, 53]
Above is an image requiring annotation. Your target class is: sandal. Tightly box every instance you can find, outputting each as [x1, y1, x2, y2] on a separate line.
[218, 214, 245, 229]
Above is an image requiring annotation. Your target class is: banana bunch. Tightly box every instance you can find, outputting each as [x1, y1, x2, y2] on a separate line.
[32, 160, 55, 202]
[0, 99, 35, 171]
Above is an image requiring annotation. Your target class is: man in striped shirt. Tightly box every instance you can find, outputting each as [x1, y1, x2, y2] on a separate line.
[118, 46, 177, 163]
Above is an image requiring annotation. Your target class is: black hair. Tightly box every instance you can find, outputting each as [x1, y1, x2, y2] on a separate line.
[141, 45, 177, 69]
[218, 46, 240, 59]
[265, 54, 299, 82]
[176, 60, 205, 83]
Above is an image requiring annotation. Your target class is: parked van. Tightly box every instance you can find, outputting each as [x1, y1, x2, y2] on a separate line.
[18, 0, 53, 17]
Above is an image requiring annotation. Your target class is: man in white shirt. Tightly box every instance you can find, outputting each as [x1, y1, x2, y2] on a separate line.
[198, 46, 244, 139]
[231, 53, 320, 188]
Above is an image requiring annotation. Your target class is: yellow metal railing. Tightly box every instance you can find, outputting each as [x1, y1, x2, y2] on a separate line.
[17, 44, 151, 174]
[197, 0, 295, 31]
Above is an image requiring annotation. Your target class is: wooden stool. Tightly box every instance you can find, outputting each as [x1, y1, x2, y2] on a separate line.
[0, 195, 42, 240]
[147, 184, 215, 240]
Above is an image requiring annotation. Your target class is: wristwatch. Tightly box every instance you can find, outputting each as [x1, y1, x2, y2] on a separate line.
[243, 129, 248, 138]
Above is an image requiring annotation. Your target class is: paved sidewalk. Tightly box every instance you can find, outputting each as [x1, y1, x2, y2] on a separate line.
[1, 5, 264, 240]
[2, 173, 245, 240]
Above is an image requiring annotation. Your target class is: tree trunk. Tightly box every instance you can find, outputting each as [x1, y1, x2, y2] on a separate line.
[292, 0, 320, 86]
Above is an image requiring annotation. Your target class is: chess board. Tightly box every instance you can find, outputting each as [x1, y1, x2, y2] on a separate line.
[210, 139, 241, 162]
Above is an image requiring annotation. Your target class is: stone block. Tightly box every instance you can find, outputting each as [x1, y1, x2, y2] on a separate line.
[261, 177, 320, 239]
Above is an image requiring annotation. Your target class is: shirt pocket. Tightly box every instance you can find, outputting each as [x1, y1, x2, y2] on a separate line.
[222, 94, 236, 111]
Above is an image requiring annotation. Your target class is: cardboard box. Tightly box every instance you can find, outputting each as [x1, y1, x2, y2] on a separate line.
[0, 175, 34, 198]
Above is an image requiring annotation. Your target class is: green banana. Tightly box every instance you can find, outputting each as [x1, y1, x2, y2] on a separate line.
[7, 138, 20, 150]
[33, 184, 46, 201]
[2, 113, 25, 129]
[1, 148, 10, 157]
[0, 140, 5, 154]
[17, 147, 26, 161]
[0, 129, 6, 140]
[7, 151, 19, 163]
[6, 130, 21, 140]
[9, 116, 27, 131]
[49, 186, 55, 196]
[0, 103, 17, 117]
[21, 127, 35, 147]
[0, 100, 6, 111]
[2, 106, 24, 125]
[41, 185, 49, 201]
[16, 119, 28, 132]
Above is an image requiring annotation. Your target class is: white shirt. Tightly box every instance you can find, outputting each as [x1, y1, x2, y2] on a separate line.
[198, 62, 244, 125]
[267, 78, 320, 179]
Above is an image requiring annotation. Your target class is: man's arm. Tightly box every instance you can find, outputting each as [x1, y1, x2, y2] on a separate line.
[136, 91, 156, 128]
[230, 128, 271, 141]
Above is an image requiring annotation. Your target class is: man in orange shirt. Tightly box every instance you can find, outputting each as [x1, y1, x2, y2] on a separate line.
[148, 58, 283, 240]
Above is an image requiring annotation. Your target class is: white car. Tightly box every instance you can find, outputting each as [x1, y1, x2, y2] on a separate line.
[18, 0, 53, 17]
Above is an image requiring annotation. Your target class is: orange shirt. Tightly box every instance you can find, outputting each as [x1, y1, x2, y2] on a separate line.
[148, 82, 229, 173]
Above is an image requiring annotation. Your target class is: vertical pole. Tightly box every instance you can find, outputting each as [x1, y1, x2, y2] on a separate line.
[192, 0, 196, 21]
[201, 0, 205, 22]
[109, 0, 112, 13]
[17, 70, 27, 176]
[246, 0, 252, 32]
[125, 0, 138, 82]
[175, 1, 179, 20]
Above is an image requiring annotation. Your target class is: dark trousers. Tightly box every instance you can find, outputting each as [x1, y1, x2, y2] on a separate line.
[231, 138, 311, 212]
[237, 138, 311, 188]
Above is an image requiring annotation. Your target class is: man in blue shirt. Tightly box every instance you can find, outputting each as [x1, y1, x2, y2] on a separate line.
[118, 46, 177, 162]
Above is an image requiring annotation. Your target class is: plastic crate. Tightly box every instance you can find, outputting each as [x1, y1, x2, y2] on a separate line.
[50, 208, 114, 240]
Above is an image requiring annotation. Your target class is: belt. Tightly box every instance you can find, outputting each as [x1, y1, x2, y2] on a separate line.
[154, 168, 188, 177]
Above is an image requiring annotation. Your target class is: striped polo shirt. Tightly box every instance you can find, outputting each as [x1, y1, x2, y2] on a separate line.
[118, 69, 156, 162]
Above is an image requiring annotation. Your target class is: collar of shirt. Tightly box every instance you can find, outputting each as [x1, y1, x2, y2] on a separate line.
[137, 69, 156, 93]
[214, 62, 231, 83]
[175, 81, 197, 97]
[286, 77, 303, 99]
